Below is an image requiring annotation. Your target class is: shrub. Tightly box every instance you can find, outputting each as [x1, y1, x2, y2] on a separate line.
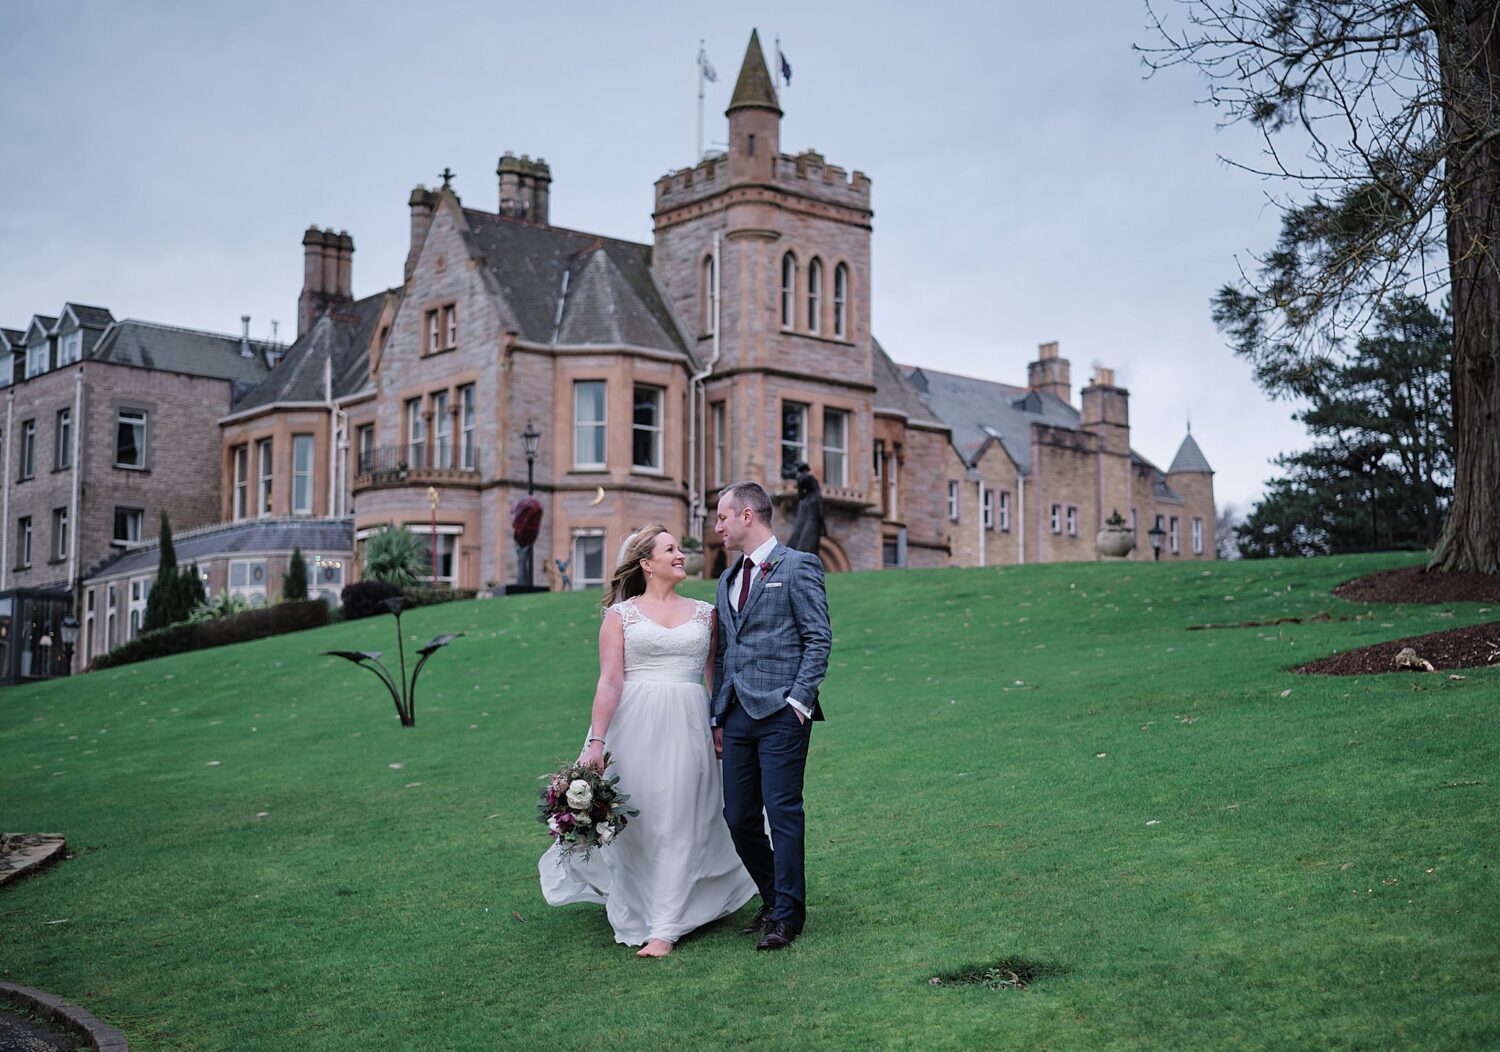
[341, 580, 405, 620]
[362, 525, 429, 587]
[401, 586, 479, 608]
[283, 546, 308, 601]
[91, 599, 330, 671]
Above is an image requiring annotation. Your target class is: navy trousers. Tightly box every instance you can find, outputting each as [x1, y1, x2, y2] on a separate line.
[721, 694, 812, 933]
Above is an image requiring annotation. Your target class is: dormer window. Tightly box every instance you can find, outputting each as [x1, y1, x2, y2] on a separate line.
[58, 331, 82, 365]
[26, 342, 47, 379]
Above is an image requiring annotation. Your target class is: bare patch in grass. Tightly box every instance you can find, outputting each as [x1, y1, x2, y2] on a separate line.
[928, 957, 1062, 990]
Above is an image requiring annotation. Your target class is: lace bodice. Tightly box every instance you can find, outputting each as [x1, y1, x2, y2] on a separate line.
[612, 597, 714, 684]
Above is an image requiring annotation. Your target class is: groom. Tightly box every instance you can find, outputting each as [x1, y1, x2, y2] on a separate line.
[712, 481, 831, 951]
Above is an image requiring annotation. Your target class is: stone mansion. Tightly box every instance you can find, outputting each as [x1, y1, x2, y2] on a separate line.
[6, 31, 1213, 677]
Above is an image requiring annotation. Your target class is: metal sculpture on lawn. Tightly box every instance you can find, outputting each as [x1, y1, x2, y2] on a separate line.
[323, 596, 462, 727]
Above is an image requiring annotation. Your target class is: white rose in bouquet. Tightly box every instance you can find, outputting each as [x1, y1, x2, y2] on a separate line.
[566, 779, 593, 810]
[547, 815, 561, 834]
[598, 823, 615, 844]
[575, 813, 592, 826]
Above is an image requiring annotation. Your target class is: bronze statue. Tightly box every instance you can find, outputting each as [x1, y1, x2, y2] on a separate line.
[787, 462, 825, 554]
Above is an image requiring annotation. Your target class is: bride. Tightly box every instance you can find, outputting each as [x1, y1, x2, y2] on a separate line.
[538, 524, 757, 957]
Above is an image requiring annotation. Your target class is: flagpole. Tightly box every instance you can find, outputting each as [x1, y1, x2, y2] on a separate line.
[697, 39, 705, 161]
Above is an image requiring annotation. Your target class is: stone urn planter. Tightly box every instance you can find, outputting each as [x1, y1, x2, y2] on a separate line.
[1096, 509, 1135, 559]
[681, 542, 705, 576]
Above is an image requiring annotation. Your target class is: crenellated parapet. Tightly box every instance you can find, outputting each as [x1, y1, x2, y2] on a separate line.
[655, 148, 871, 213]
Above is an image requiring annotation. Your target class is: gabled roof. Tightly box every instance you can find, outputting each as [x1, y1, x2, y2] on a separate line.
[872, 339, 945, 427]
[906, 365, 1080, 473]
[86, 517, 354, 582]
[461, 208, 688, 355]
[25, 316, 56, 342]
[1167, 431, 1213, 474]
[231, 292, 386, 412]
[92, 320, 277, 384]
[60, 303, 115, 330]
[728, 30, 782, 115]
[0, 328, 22, 350]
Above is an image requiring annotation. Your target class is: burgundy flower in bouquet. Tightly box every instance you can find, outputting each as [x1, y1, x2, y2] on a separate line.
[537, 754, 637, 863]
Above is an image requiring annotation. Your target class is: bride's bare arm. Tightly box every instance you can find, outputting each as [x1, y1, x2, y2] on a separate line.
[579, 609, 625, 769]
[704, 610, 718, 695]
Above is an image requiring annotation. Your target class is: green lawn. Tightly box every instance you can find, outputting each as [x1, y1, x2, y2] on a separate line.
[3, 552, 1497, 1050]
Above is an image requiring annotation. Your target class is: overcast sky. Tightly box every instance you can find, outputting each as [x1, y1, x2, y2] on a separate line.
[1, 0, 1316, 513]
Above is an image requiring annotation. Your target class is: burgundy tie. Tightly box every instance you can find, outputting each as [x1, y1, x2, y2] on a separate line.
[737, 558, 755, 611]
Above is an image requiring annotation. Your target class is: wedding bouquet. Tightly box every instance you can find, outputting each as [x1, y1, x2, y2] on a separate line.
[537, 755, 638, 862]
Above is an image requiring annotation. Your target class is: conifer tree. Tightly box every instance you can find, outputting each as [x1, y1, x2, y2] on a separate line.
[142, 511, 180, 632]
[282, 547, 309, 602]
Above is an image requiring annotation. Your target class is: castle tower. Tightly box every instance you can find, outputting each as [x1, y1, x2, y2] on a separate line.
[1166, 429, 1216, 558]
[652, 29, 880, 566]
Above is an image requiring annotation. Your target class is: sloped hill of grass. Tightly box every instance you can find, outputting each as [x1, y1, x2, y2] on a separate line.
[3, 552, 1497, 1050]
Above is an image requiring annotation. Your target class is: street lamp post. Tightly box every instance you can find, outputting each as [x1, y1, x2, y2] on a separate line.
[1147, 521, 1167, 562]
[60, 614, 79, 675]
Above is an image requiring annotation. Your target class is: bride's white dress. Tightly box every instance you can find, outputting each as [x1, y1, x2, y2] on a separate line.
[538, 596, 757, 945]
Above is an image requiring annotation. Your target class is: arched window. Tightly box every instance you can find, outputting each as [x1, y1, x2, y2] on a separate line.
[702, 255, 717, 335]
[807, 258, 823, 334]
[780, 253, 796, 328]
[834, 263, 849, 338]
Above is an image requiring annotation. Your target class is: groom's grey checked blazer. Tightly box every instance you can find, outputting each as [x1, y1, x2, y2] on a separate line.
[711, 543, 831, 725]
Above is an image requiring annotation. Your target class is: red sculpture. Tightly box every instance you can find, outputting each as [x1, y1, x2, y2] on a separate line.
[513, 497, 543, 548]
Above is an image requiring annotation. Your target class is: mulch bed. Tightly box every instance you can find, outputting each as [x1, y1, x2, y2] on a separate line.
[1297, 565, 1500, 675]
[1295, 620, 1500, 675]
[1331, 565, 1500, 605]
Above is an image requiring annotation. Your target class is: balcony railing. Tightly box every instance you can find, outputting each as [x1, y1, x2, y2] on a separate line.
[773, 478, 873, 511]
[355, 444, 483, 491]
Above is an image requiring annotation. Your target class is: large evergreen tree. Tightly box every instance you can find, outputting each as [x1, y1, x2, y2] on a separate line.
[1143, 0, 1500, 572]
[1237, 296, 1452, 557]
[141, 510, 180, 632]
[282, 547, 309, 602]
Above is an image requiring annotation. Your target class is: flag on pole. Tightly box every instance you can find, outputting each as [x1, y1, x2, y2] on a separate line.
[778, 47, 792, 85]
[700, 46, 718, 83]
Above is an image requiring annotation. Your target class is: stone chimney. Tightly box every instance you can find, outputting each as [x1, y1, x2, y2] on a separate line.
[497, 151, 552, 224]
[1027, 341, 1071, 405]
[297, 226, 355, 338]
[1081, 365, 1130, 449]
[407, 186, 438, 281]
[240, 314, 253, 358]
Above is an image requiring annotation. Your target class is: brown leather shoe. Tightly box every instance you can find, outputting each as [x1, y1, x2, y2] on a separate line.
[756, 921, 796, 951]
[740, 904, 774, 936]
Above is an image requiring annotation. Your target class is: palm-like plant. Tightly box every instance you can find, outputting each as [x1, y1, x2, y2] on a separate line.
[362, 525, 430, 588]
[190, 591, 252, 623]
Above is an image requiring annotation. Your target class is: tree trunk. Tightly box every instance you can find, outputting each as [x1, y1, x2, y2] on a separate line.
[1429, 1, 1500, 574]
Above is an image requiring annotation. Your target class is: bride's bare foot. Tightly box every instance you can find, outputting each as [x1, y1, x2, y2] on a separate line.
[636, 939, 673, 958]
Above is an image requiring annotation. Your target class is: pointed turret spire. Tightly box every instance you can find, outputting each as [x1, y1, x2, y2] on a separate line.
[727, 29, 782, 115]
[1168, 432, 1213, 474]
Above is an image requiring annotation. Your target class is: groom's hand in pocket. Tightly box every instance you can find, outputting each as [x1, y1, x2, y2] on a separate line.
[713, 726, 724, 758]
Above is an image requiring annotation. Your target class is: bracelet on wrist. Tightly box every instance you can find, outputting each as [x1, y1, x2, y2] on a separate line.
[587, 736, 606, 745]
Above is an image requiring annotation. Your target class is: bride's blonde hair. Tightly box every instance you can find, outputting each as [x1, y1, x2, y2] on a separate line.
[601, 523, 671, 613]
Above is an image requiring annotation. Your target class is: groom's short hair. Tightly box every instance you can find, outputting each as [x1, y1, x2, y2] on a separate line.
[722, 481, 773, 526]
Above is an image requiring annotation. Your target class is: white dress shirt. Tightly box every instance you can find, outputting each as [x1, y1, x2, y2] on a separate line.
[731, 535, 812, 720]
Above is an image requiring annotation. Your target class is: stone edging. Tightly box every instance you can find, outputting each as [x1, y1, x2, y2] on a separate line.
[0, 983, 129, 1051]
[0, 833, 67, 887]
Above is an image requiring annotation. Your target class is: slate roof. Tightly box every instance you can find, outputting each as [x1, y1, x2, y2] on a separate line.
[1167, 431, 1213, 474]
[27, 315, 57, 339]
[905, 365, 1079, 473]
[92, 320, 277, 384]
[232, 292, 387, 412]
[62, 303, 115, 329]
[0, 328, 22, 349]
[462, 209, 688, 355]
[728, 30, 782, 114]
[86, 518, 354, 582]
[872, 339, 945, 426]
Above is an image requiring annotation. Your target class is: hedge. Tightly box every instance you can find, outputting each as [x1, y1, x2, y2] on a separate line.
[90, 599, 331, 671]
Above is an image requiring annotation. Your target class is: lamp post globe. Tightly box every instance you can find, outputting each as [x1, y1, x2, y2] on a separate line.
[60, 614, 80, 675]
[1147, 523, 1167, 562]
[521, 420, 540, 495]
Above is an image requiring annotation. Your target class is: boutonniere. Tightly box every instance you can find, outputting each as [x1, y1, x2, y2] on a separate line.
[758, 557, 782, 577]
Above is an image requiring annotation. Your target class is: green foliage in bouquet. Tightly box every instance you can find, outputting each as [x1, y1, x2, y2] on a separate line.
[537, 754, 639, 862]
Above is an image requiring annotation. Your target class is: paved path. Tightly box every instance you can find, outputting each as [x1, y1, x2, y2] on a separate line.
[0, 1007, 80, 1052]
